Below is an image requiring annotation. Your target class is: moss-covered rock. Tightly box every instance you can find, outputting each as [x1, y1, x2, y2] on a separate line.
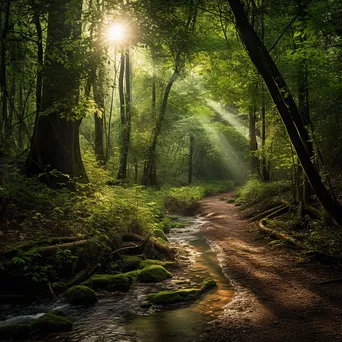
[201, 278, 217, 292]
[147, 289, 200, 304]
[119, 255, 142, 271]
[124, 269, 142, 281]
[137, 265, 172, 283]
[65, 285, 97, 305]
[107, 261, 120, 273]
[139, 259, 176, 270]
[48, 309, 67, 317]
[30, 313, 72, 335]
[82, 273, 132, 291]
[0, 313, 73, 340]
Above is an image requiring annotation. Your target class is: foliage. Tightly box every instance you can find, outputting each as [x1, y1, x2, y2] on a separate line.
[238, 179, 292, 207]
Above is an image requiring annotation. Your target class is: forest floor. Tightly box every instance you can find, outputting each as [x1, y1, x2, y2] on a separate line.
[197, 190, 342, 342]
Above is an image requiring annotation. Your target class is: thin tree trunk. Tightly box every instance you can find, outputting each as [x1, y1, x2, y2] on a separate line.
[188, 135, 194, 184]
[142, 53, 181, 186]
[227, 0, 342, 226]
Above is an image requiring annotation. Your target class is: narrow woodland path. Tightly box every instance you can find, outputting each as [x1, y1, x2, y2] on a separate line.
[197, 191, 342, 342]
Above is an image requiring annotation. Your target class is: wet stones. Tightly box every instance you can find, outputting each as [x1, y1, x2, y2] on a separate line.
[0, 311, 72, 340]
[136, 265, 172, 283]
[200, 278, 217, 292]
[82, 274, 132, 292]
[65, 285, 97, 305]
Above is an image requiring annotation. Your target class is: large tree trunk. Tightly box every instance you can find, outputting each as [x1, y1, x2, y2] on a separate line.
[26, 0, 88, 184]
[227, 0, 342, 226]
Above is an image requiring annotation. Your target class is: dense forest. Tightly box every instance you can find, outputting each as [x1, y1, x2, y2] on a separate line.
[0, 0, 342, 341]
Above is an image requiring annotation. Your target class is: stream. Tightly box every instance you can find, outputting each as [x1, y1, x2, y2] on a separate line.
[0, 216, 234, 342]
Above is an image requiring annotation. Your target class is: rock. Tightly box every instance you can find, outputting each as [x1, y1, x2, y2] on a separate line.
[48, 309, 68, 317]
[119, 255, 142, 271]
[140, 301, 152, 309]
[82, 274, 132, 291]
[31, 313, 73, 335]
[0, 313, 73, 340]
[139, 259, 176, 270]
[201, 278, 217, 292]
[147, 288, 200, 304]
[137, 265, 172, 283]
[65, 285, 97, 305]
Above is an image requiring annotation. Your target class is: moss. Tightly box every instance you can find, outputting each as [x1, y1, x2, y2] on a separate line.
[139, 259, 176, 270]
[65, 285, 97, 305]
[31, 313, 72, 335]
[124, 269, 142, 281]
[48, 309, 67, 317]
[153, 228, 168, 241]
[227, 199, 235, 204]
[0, 323, 30, 340]
[119, 255, 142, 271]
[82, 273, 132, 291]
[0, 313, 72, 340]
[137, 265, 172, 283]
[201, 278, 217, 292]
[147, 289, 200, 304]
[107, 261, 120, 273]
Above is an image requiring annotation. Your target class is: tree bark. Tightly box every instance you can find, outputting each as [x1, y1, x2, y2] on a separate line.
[26, 0, 88, 184]
[227, 0, 342, 226]
[188, 135, 194, 184]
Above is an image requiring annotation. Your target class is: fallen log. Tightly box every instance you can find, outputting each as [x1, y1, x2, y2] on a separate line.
[0, 235, 87, 257]
[123, 233, 175, 260]
[259, 219, 304, 249]
[248, 202, 291, 223]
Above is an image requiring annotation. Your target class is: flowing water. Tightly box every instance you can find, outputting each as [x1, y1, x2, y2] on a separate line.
[0, 216, 233, 342]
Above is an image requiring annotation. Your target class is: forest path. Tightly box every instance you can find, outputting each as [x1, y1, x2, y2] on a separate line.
[197, 191, 342, 342]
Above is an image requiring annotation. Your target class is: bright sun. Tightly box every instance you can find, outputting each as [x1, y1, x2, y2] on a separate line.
[107, 24, 126, 42]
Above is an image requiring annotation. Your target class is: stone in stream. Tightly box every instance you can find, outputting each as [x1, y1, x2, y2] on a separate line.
[200, 278, 217, 292]
[0, 312, 72, 340]
[147, 289, 200, 304]
[82, 274, 132, 291]
[65, 285, 97, 305]
[136, 265, 172, 283]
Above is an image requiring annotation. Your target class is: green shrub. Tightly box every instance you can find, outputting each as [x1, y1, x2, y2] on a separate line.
[238, 179, 291, 206]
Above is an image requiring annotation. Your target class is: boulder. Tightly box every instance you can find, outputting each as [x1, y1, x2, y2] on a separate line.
[137, 265, 172, 283]
[65, 285, 97, 305]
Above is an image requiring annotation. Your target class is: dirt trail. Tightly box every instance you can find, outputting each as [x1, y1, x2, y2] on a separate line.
[197, 191, 342, 342]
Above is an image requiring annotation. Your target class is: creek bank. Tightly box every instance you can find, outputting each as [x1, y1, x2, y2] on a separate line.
[0, 215, 234, 341]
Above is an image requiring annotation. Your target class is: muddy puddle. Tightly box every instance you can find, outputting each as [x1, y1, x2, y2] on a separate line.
[0, 216, 233, 342]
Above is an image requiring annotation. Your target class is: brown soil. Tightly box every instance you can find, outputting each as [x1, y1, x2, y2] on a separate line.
[197, 191, 342, 342]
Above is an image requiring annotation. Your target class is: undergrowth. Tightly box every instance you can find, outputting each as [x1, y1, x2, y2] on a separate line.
[237, 178, 292, 215]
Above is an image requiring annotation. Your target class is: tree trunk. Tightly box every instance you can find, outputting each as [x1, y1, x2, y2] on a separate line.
[0, 0, 10, 147]
[117, 49, 131, 181]
[26, 0, 88, 184]
[142, 53, 181, 186]
[93, 66, 105, 164]
[188, 135, 194, 184]
[227, 0, 342, 227]
[248, 102, 259, 176]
